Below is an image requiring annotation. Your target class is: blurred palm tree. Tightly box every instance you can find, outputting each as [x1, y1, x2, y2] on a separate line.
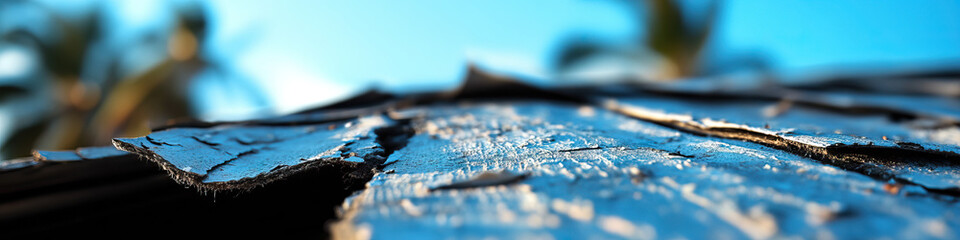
[555, 0, 717, 81]
[0, 1, 268, 159]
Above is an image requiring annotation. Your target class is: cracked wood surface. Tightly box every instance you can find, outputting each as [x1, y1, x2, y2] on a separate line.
[333, 102, 959, 239]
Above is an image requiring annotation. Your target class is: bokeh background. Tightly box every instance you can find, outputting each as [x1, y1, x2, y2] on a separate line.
[1, 0, 959, 159]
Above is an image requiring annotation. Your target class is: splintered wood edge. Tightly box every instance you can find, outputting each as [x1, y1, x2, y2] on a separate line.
[112, 138, 375, 192]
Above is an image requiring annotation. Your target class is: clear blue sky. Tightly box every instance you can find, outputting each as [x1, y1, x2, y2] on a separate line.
[40, 0, 960, 114]
[712, 0, 960, 78]
[202, 0, 636, 113]
[200, 0, 960, 113]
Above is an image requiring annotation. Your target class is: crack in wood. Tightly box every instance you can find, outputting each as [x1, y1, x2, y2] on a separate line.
[603, 99, 960, 195]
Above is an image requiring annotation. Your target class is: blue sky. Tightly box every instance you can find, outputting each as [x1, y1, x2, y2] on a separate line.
[34, 0, 960, 115]
[198, 0, 960, 113]
[202, 0, 636, 113]
[713, 0, 960, 77]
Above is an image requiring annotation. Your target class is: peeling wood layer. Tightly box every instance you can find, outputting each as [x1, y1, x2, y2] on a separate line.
[602, 96, 960, 192]
[112, 115, 399, 190]
[3, 132, 384, 238]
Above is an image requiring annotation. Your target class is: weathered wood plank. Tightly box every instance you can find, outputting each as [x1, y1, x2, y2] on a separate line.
[333, 102, 959, 239]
